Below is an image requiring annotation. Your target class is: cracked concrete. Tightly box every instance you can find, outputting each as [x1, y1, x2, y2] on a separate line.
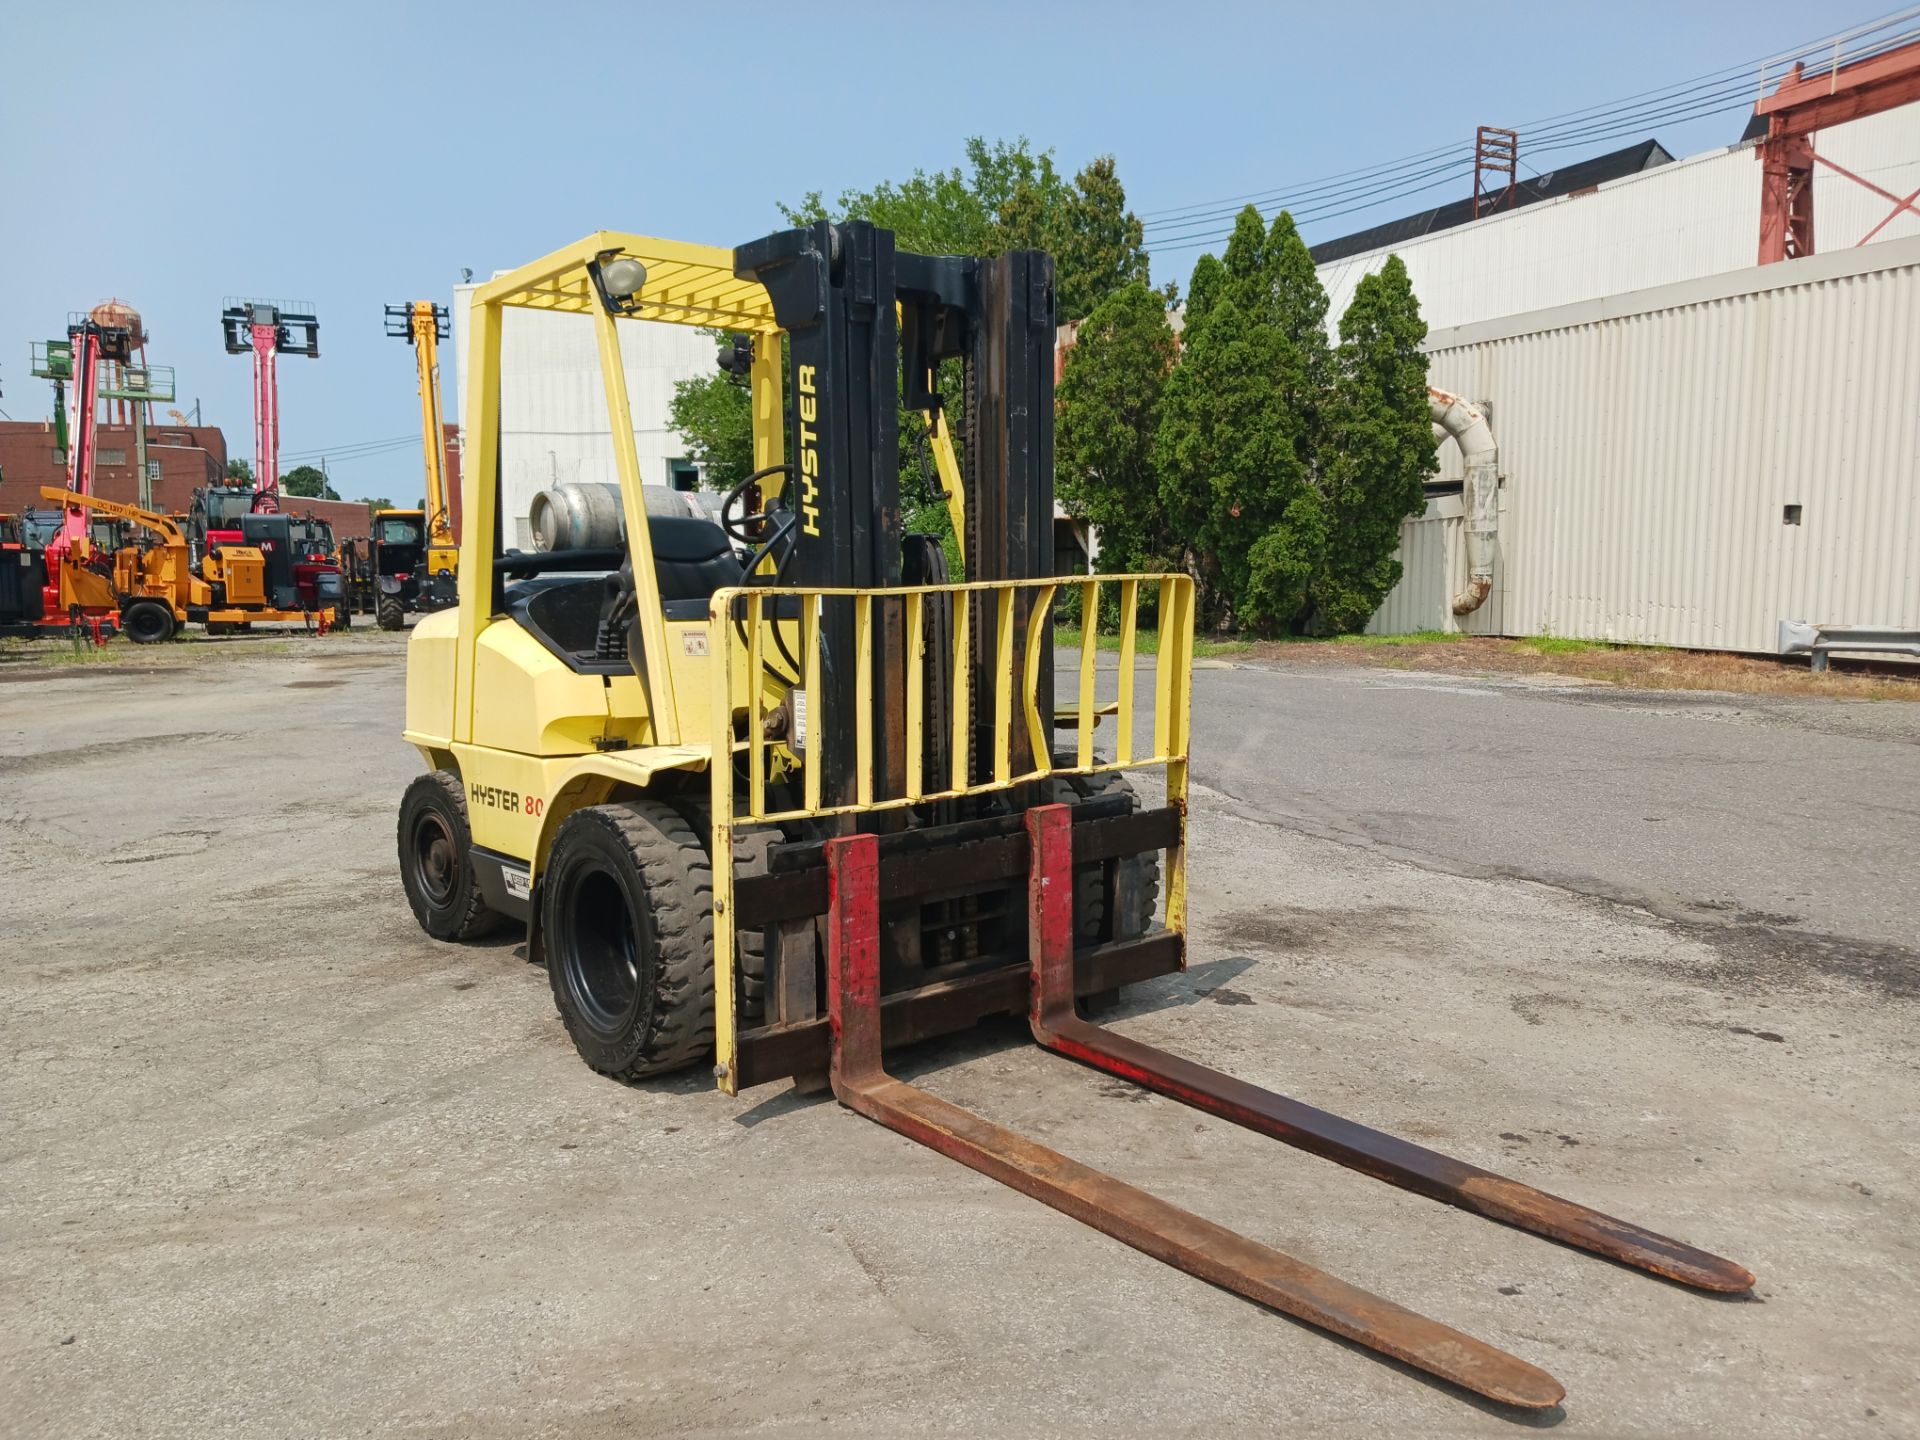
[1, 636, 1915, 1438]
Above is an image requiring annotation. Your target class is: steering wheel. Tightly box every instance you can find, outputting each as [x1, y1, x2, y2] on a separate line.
[720, 463, 793, 546]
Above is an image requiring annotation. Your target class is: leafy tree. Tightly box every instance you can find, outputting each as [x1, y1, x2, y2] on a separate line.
[225, 458, 253, 484]
[668, 338, 756, 493]
[364, 496, 394, 519]
[1310, 256, 1436, 632]
[281, 463, 340, 500]
[785, 138, 1150, 324]
[1056, 282, 1178, 577]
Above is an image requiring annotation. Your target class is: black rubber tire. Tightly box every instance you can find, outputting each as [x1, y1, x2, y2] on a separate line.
[123, 600, 175, 645]
[397, 771, 503, 941]
[333, 600, 351, 630]
[542, 800, 715, 1080]
[671, 798, 775, 1025]
[377, 597, 405, 631]
[1046, 770, 1161, 944]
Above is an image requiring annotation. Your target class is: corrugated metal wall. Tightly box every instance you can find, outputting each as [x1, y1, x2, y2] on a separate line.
[1320, 107, 1920, 334]
[450, 285, 717, 549]
[1369, 235, 1920, 651]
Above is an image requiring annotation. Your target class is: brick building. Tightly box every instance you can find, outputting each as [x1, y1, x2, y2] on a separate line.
[0, 419, 459, 545]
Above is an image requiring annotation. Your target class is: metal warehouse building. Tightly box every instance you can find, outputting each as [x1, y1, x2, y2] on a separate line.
[1328, 102, 1920, 655]
[1371, 236, 1920, 651]
[450, 287, 716, 551]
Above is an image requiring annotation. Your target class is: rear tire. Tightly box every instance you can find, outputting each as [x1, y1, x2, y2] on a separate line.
[123, 600, 175, 645]
[398, 771, 502, 941]
[542, 800, 715, 1080]
[377, 597, 405, 631]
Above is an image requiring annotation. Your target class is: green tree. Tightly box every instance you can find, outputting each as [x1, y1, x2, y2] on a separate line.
[1056, 282, 1179, 576]
[1310, 256, 1436, 632]
[1155, 207, 1324, 633]
[667, 336, 757, 492]
[281, 463, 340, 500]
[364, 496, 394, 519]
[225, 458, 253, 484]
[786, 138, 1150, 324]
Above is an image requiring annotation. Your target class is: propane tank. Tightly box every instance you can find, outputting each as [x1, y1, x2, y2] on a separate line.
[529, 482, 624, 551]
[529, 481, 712, 550]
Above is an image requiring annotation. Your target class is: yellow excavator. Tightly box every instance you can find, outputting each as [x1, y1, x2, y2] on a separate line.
[351, 302, 459, 630]
[394, 226, 1752, 1413]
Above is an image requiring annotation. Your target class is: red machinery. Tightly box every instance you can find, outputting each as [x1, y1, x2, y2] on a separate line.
[36, 317, 132, 631]
[220, 299, 319, 510]
[1756, 36, 1920, 263]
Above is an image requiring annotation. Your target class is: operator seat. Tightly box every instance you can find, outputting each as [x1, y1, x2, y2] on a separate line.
[509, 512, 743, 670]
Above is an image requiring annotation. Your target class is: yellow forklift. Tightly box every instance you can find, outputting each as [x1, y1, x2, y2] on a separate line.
[38, 487, 345, 640]
[394, 228, 1750, 1411]
[353, 301, 459, 630]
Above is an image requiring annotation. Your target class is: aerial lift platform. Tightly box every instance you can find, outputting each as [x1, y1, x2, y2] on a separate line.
[395, 226, 1751, 1412]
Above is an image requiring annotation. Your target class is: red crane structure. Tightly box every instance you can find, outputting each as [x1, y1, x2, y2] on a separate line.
[220, 299, 319, 510]
[1755, 37, 1920, 263]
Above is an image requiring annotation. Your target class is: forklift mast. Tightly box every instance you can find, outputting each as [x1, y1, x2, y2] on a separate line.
[734, 220, 1057, 810]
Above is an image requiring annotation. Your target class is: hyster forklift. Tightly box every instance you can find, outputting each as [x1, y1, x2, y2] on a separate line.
[354, 301, 460, 631]
[395, 227, 1750, 1411]
[39, 487, 346, 641]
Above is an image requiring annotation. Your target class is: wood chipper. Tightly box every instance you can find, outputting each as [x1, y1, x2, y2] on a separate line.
[396, 225, 1751, 1411]
[37, 487, 347, 642]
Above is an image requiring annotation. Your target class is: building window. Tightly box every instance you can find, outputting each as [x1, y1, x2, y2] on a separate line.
[97, 449, 127, 466]
[51, 448, 67, 465]
[668, 458, 700, 492]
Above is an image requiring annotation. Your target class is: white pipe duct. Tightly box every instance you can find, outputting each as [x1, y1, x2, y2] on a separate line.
[1428, 387, 1499, 616]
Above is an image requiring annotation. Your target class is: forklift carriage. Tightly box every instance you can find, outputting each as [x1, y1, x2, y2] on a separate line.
[398, 226, 1750, 1412]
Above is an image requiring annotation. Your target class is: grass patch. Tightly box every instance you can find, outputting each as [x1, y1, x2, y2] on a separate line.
[1330, 629, 1462, 648]
[1053, 627, 1252, 659]
[1511, 634, 1606, 656]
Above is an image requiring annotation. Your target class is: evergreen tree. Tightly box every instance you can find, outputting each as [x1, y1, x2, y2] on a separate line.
[1156, 206, 1330, 633]
[1051, 158, 1152, 323]
[1312, 255, 1436, 632]
[1056, 282, 1178, 575]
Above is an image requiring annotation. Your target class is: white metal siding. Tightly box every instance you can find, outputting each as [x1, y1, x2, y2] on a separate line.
[1320, 106, 1920, 335]
[1368, 235, 1920, 652]
[450, 284, 717, 548]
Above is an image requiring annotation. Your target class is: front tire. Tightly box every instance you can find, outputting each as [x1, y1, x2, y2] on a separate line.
[397, 771, 502, 941]
[542, 801, 715, 1080]
[123, 600, 175, 645]
[377, 597, 405, 631]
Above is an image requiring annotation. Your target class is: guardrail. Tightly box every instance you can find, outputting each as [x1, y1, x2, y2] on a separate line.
[1778, 619, 1920, 672]
[708, 574, 1194, 826]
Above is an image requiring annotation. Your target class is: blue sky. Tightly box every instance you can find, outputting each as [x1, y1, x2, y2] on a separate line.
[0, 1, 1847, 501]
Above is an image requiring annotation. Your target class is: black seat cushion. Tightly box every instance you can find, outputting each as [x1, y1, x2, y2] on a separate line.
[505, 515, 744, 667]
[650, 514, 744, 619]
[508, 573, 611, 664]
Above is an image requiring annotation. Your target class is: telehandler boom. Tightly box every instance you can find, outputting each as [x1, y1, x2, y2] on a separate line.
[360, 302, 460, 629]
[396, 225, 1751, 1412]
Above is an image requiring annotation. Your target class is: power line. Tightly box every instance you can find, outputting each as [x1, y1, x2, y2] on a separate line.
[1140, 5, 1920, 254]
